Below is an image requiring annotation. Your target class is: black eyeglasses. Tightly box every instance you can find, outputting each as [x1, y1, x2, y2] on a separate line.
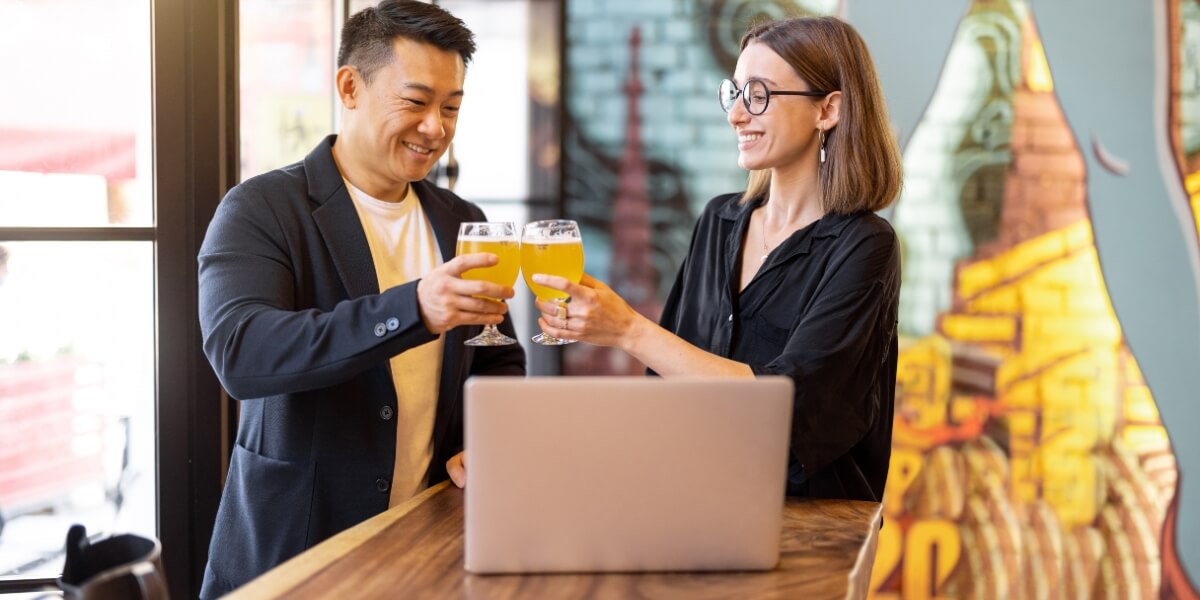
[719, 78, 830, 115]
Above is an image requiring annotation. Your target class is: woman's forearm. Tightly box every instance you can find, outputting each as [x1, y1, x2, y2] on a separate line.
[622, 313, 755, 378]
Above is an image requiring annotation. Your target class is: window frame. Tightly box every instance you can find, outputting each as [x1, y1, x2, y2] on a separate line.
[151, 0, 237, 597]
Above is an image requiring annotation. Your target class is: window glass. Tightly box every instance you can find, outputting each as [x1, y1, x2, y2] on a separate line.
[0, 242, 155, 578]
[0, 0, 156, 580]
[0, 0, 152, 227]
[239, 0, 335, 180]
[438, 0, 531, 202]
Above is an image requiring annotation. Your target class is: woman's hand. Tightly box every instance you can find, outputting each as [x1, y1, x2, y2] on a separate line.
[531, 272, 754, 378]
[530, 273, 645, 349]
[447, 451, 466, 488]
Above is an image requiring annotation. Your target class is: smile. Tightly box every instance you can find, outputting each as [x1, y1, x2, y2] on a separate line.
[738, 134, 762, 143]
[404, 142, 435, 155]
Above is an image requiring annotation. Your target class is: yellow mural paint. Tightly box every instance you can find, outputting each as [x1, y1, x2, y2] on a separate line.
[1027, 38, 1054, 92]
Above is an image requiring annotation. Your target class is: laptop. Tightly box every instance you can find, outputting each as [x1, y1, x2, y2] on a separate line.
[463, 376, 794, 574]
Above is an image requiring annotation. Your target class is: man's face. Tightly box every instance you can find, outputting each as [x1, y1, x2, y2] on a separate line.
[345, 37, 465, 189]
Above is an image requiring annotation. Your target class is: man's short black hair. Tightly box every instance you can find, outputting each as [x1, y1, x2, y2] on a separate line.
[338, 0, 476, 84]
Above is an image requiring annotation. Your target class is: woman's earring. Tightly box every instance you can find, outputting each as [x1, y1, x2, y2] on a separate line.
[818, 128, 826, 163]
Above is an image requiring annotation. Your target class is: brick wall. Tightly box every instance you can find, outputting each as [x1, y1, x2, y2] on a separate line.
[565, 1, 836, 220]
[891, 0, 1020, 337]
[1180, 0, 1200, 164]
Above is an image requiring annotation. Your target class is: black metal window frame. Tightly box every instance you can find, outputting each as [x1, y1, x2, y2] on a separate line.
[152, 0, 237, 597]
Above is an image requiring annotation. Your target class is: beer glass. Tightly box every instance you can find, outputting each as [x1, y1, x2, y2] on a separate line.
[521, 219, 584, 345]
[456, 222, 520, 346]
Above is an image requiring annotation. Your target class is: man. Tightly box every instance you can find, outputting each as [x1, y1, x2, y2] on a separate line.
[196, 2, 525, 596]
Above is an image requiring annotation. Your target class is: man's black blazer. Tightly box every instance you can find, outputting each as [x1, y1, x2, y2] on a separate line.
[196, 135, 525, 597]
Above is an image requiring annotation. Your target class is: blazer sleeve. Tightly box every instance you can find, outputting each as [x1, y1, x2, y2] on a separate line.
[198, 186, 438, 400]
[748, 229, 900, 472]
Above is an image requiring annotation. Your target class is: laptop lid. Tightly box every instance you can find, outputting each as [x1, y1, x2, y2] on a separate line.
[463, 376, 794, 574]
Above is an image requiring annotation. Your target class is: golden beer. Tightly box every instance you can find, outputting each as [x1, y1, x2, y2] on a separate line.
[521, 240, 584, 300]
[456, 238, 520, 294]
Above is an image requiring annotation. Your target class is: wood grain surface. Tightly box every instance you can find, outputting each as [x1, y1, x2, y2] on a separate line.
[226, 481, 882, 600]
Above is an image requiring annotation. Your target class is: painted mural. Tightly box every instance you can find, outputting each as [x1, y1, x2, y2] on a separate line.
[883, 3, 1175, 595]
[563, 0, 1196, 596]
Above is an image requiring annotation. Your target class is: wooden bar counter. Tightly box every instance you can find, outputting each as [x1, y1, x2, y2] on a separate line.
[226, 481, 882, 599]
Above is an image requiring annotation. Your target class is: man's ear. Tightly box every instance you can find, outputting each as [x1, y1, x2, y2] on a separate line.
[335, 65, 361, 110]
[819, 90, 843, 130]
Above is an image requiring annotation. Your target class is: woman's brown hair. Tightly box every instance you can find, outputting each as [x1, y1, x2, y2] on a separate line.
[740, 17, 902, 213]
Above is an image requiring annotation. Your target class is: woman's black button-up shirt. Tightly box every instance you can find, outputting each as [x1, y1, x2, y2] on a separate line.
[657, 192, 900, 502]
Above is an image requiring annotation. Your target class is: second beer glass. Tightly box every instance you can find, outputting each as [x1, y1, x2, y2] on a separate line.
[521, 220, 584, 345]
[456, 222, 520, 346]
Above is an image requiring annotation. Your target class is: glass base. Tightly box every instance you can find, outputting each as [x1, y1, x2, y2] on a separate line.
[465, 325, 518, 346]
[531, 332, 576, 346]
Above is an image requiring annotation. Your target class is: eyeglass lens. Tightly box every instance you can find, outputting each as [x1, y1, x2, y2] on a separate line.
[718, 79, 770, 115]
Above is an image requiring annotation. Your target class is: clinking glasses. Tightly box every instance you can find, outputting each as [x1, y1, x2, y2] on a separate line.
[719, 78, 830, 115]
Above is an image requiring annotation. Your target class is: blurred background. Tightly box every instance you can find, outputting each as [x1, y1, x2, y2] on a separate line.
[1, 0, 1197, 597]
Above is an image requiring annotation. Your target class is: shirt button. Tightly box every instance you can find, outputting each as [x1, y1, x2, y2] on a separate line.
[376, 478, 390, 493]
[386, 317, 400, 331]
[379, 405, 394, 421]
[374, 323, 387, 337]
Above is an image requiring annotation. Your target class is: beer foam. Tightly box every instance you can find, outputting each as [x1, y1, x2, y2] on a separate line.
[458, 236, 517, 243]
[519, 237, 581, 244]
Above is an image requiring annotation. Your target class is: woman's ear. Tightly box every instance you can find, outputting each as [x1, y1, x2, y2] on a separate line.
[335, 65, 360, 110]
[819, 90, 843, 130]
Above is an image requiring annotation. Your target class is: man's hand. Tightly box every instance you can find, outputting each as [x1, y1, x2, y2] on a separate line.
[447, 451, 466, 488]
[417, 254, 514, 334]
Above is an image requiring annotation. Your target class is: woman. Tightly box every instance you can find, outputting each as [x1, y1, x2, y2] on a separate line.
[530, 16, 903, 502]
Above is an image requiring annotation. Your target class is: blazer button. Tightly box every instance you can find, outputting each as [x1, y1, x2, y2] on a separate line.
[374, 323, 387, 337]
[376, 478, 390, 493]
[385, 317, 400, 331]
[380, 405, 394, 421]
[728, 314, 733, 322]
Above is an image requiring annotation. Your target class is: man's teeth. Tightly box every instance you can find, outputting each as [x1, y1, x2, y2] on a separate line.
[739, 134, 761, 143]
[404, 142, 433, 154]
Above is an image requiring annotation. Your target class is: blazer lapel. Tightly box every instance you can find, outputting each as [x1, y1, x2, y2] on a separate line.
[313, 191, 380, 298]
[305, 135, 381, 299]
[412, 180, 477, 454]
[413, 179, 474, 350]
[413, 179, 462, 266]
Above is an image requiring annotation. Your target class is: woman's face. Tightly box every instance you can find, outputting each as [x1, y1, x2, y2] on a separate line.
[727, 42, 824, 174]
